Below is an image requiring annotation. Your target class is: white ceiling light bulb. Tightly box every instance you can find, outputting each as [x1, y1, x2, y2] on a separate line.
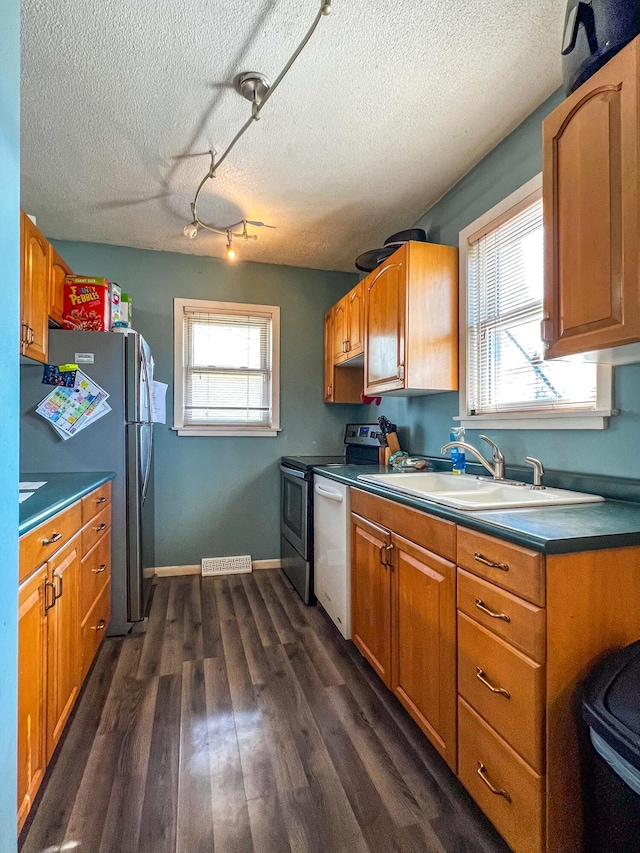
[183, 221, 199, 239]
[225, 240, 236, 261]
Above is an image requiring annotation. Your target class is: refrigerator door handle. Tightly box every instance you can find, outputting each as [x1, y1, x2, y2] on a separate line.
[142, 423, 153, 505]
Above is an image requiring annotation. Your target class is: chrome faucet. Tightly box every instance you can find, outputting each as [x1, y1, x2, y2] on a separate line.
[525, 456, 545, 489]
[440, 434, 506, 481]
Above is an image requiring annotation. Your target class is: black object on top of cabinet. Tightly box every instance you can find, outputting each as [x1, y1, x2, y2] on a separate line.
[561, 0, 640, 94]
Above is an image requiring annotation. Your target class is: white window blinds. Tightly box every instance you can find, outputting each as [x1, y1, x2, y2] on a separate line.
[466, 195, 598, 416]
[182, 307, 274, 428]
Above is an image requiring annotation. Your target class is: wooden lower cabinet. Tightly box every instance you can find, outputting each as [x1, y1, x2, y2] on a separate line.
[392, 534, 457, 769]
[17, 566, 48, 832]
[351, 492, 458, 770]
[46, 537, 81, 760]
[17, 483, 112, 832]
[350, 489, 640, 853]
[351, 513, 392, 685]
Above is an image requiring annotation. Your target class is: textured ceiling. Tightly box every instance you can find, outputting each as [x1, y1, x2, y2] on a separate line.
[21, 0, 567, 272]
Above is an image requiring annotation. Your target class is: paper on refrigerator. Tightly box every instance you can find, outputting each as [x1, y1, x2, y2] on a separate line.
[151, 381, 167, 424]
[36, 369, 110, 440]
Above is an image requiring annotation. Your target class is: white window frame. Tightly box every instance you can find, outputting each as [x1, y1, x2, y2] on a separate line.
[458, 174, 613, 430]
[173, 297, 281, 437]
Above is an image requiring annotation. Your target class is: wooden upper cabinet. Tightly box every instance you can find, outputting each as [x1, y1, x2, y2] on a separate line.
[50, 247, 73, 326]
[20, 211, 50, 363]
[17, 566, 47, 834]
[364, 241, 458, 395]
[332, 297, 349, 363]
[543, 36, 640, 362]
[346, 280, 365, 359]
[324, 309, 334, 402]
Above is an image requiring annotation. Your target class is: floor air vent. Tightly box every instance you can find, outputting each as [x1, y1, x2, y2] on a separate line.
[201, 555, 252, 577]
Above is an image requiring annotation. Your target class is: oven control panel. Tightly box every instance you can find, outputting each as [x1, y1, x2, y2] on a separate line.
[344, 423, 383, 446]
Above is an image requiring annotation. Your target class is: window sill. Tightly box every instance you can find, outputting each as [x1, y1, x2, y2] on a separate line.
[173, 426, 280, 437]
[456, 411, 613, 430]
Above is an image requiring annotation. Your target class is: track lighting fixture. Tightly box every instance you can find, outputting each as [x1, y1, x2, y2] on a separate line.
[182, 0, 333, 260]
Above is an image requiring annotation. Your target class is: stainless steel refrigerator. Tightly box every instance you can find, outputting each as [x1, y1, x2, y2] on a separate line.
[20, 330, 155, 636]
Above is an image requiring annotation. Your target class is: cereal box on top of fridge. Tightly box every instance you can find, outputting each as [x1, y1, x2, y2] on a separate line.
[63, 276, 110, 331]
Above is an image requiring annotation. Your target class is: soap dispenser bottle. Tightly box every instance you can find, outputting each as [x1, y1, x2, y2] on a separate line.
[449, 426, 466, 475]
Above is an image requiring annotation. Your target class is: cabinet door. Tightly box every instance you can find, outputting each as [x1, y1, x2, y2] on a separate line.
[333, 297, 348, 363]
[20, 211, 50, 363]
[50, 247, 72, 326]
[17, 566, 49, 833]
[347, 280, 365, 358]
[351, 513, 392, 686]
[391, 533, 457, 770]
[46, 537, 81, 759]
[364, 247, 406, 394]
[542, 38, 640, 358]
[324, 309, 334, 402]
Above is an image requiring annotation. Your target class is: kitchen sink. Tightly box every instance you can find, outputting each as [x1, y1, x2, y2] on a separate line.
[356, 471, 605, 511]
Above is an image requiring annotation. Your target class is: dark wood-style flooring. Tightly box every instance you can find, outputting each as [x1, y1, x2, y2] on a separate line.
[20, 570, 511, 853]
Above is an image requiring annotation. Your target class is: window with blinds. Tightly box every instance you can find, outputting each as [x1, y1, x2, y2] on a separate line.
[174, 299, 280, 435]
[465, 189, 599, 417]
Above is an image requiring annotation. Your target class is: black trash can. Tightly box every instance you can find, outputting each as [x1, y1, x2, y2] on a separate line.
[582, 640, 640, 853]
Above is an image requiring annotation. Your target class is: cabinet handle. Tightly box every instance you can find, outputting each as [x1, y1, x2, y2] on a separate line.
[475, 598, 511, 623]
[327, 385, 332, 397]
[52, 570, 63, 601]
[28, 326, 35, 345]
[42, 532, 62, 546]
[477, 762, 511, 803]
[44, 579, 56, 612]
[92, 564, 107, 575]
[397, 365, 405, 380]
[346, 340, 351, 352]
[474, 552, 509, 572]
[94, 620, 107, 632]
[96, 496, 107, 504]
[379, 543, 393, 567]
[95, 523, 108, 532]
[476, 667, 510, 699]
[20, 322, 29, 349]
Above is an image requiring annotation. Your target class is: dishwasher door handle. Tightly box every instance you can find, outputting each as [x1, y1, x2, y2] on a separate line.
[314, 484, 344, 502]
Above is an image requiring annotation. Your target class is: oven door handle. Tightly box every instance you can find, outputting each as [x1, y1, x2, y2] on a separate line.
[280, 464, 307, 480]
[314, 484, 344, 503]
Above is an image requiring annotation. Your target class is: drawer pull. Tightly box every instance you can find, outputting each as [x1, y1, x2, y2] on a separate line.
[96, 496, 107, 504]
[474, 552, 509, 571]
[94, 523, 108, 532]
[476, 667, 511, 699]
[477, 762, 512, 803]
[92, 564, 107, 575]
[94, 620, 106, 631]
[475, 598, 511, 622]
[379, 543, 393, 568]
[42, 532, 62, 546]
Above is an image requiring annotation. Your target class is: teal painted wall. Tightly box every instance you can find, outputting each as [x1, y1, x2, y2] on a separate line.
[1, 0, 19, 847]
[369, 89, 640, 480]
[51, 242, 359, 566]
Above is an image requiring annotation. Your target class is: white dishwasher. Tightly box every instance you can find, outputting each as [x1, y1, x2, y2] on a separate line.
[313, 474, 351, 639]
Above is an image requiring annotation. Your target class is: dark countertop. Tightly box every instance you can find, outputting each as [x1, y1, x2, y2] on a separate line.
[312, 465, 640, 554]
[19, 472, 115, 536]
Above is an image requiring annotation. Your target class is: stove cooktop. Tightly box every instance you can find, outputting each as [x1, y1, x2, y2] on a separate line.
[281, 455, 347, 471]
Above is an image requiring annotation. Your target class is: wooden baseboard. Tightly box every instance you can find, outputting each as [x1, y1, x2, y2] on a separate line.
[154, 559, 281, 578]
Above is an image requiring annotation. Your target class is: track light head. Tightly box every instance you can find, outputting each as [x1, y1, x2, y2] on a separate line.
[183, 221, 199, 239]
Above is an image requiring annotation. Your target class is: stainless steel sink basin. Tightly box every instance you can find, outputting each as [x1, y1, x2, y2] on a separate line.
[356, 471, 605, 511]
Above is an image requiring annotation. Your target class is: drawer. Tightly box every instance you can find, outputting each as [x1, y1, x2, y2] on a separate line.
[458, 698, 544, 853]
[82, 505, 111, 556]
[457, 527, 545, 606]
[457, 569, 546, 663]
[350, 488, 456, 561]
[80, 532, 111, 622]
[80, 580, 111, 681]
[19, 501, 82, 584]
[81, 481, 111, 525]
[458, 612, 544, 772]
